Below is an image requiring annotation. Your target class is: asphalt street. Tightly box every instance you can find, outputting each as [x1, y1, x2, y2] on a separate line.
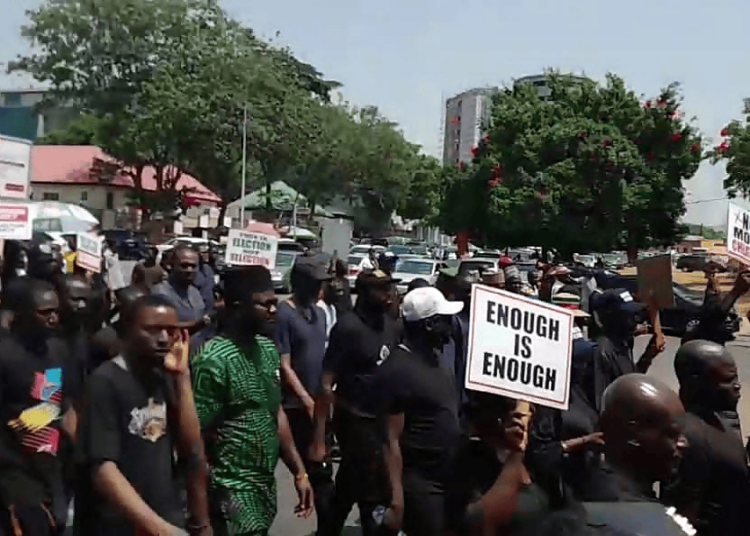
[269, 334, 750, 535]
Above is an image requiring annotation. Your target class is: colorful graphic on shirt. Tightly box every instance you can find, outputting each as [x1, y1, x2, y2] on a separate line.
[8, 368, 62, 455]
[128, 398, 168, 443]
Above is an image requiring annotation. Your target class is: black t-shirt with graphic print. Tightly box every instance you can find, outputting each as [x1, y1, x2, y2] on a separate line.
[75, 359, 182, 536]
[0, 334, 78, 523]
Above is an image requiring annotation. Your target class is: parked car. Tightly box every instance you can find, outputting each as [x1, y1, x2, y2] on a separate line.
[277, 238, 306, 253]
[273, 250, 298, 293]
[346, 254, 370, 289]
[155, 236, 216, 264]
[675, 254, 709, 272]
[596, 272, 740, 336]
[350, 244, 386, 256]
[393, 259, 447, 294]
[459, 258, 499, 274]
[104, 229, 150, 260]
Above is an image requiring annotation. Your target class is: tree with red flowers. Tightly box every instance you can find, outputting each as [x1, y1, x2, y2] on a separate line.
[439, 74, 704, 257]
[709, 122, 750, 198]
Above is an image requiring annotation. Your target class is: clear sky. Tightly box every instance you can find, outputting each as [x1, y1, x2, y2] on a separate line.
[2, 0, 748, 227]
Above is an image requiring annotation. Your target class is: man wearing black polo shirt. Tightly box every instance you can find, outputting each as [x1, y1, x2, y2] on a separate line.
[377, 286, 464, 536]
[309, 269, 401, 536]
[0, 279, 78, 535]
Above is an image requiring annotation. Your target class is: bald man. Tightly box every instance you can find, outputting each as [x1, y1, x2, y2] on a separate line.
[580, 373, 686, 502]
[662, 340, 749, 536]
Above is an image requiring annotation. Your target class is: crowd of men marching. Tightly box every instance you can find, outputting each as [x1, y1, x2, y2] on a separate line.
[0, 236, 748, 536]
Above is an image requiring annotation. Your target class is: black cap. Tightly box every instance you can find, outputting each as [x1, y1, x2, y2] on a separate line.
[356, 269, 399, 291]
[291, 256, 333, 283]
[590, 288, 643, 315]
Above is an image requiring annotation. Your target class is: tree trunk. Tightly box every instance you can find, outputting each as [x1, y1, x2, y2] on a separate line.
[217, 202, 228, 229]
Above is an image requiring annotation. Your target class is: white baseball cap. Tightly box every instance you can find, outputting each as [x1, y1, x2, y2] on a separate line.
[402, 287, 464, 322]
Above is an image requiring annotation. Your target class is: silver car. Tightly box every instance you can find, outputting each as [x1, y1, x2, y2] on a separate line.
[393, 258, 446, 294]
[273, 251, 298, 293]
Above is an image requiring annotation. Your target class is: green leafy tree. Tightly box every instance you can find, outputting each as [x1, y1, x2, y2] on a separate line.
[708, 121, 750, 199]
[36, 113, 101, 145]
[440, 74, 703, 257]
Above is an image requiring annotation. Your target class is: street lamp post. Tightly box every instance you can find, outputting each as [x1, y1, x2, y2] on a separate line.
[240, 104, 247, 228]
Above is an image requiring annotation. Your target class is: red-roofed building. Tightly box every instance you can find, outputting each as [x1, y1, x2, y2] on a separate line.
[30, 145, 221, 229]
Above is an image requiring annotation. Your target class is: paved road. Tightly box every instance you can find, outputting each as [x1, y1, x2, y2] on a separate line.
[269, 334, 750, 535]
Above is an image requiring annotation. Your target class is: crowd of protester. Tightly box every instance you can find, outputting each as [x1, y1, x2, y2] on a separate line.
[0, 236, 747, 536]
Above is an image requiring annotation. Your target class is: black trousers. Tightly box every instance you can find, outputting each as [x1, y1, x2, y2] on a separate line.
[285, 407, 335, 535]
[321, 408, 387, 536]
[0, 503, 59, 536]
[402, 472, 445, 536]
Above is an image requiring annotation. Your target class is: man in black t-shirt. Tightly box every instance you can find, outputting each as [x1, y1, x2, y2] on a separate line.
[662, 340, 749, 536]
[309, 269, 401, 536]
[75, 295, 210, 536]
[377, 286, 463, 536]
[0, 279, 78, 535]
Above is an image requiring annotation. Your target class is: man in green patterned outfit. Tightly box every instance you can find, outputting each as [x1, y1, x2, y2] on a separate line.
[192, 266, 313, 536]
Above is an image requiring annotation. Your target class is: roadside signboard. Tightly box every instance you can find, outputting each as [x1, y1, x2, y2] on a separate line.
[0, 203, 32, 240]
[0, 135, 32, 200]
[637, 254, 674, 309]
[76, 232, 104, 273]
[225, 229, 278, 269]
[466, 284, 574, 410]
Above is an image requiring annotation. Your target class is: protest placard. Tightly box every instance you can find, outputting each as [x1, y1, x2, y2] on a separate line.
[76, 232, 103, 273]
[728, 202, 750, 265]
[637, 254, 674, 309]
[465, 284, 574, 410]
[0, 203, 31, 240]
[225, 229, 278, 269]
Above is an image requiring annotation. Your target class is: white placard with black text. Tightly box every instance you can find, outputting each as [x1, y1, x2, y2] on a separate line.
[727, 202, 750, 265]
[225, 229, 278, 269]
[466, 284, 574, 410]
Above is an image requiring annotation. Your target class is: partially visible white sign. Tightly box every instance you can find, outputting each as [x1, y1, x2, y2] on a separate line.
[0, 203, 32, 240]
[0, 136, 32, 200]
[728, 202, 750, 265]
[466, 284, 574, 410]
[225, 229, 278, 269]
[76, 232, 104, 273]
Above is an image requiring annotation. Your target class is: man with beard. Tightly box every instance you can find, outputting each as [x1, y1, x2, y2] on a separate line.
[378, 287, 464, 536]
[662, 340, 749, 536]
[590, 289, 665, 410]
[193, 244, 216, 316]
[55, 274, 92, 374]
[309, 269, 401, 536]
[0, 279, 78, 534]
[192, 266, 313, 536]
[152, 246, 214, 354]
[75, 295, 210, 536]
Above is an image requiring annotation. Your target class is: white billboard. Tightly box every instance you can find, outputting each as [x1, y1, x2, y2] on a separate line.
[0, 136, 32, 200]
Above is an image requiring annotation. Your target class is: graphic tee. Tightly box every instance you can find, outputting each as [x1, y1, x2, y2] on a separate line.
[0, 334, 79, 529]
[75, 358, 182, 536]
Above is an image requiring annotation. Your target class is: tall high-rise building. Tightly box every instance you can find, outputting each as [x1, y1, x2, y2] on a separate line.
[442, 74, 587, 165]
[442, 87, 498, 166]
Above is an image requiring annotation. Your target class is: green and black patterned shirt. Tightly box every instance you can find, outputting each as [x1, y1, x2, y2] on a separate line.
[192, 335, 281, 534]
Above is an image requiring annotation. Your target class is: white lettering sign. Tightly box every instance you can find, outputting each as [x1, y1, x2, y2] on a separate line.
[466, 284, 574, 410]
[727, 202, 750, 265]
[0, 203, 32, 240]
[76, 232, 104, 273]
[225, 229, 278, 269]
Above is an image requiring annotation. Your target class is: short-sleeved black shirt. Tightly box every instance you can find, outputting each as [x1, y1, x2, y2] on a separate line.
[592, 337, 634, 411]
[375, 345, 461, 483]
[0, 334, 77, 512]
[75, 359, 182, 535]
[322, 307, 400, 416]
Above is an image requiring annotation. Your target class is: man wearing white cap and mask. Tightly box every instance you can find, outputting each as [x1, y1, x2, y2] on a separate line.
[376, 287, 464, 536]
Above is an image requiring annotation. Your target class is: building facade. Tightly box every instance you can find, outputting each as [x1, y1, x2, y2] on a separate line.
[442, 87, 498, 165]
[0, 89, 79, 141]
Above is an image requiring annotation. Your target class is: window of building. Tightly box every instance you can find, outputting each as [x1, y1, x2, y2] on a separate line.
[106, 192, 114, 209]
[3, 93, 22, 107]
[80, 191, 88, 202]
[42, 192, 59, 201]
[456, 100, 462, 110]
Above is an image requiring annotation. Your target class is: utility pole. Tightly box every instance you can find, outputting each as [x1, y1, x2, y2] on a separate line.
[240, 104, 247, 227]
